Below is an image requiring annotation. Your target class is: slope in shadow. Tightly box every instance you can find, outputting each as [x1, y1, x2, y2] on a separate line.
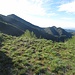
[0, 51, 13, 75]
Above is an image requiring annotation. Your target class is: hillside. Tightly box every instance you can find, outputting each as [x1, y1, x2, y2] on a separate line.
[0, 14, 72, 41]
[44, 26, 72, 41]
[65, 29, 75, 36]
[0, 32, 75, 75]
[0, 14, 54, 40]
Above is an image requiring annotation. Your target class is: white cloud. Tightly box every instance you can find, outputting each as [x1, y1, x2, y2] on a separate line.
[58, 0, 75, 13]
[0, 0, 54, 16]
[0, 0, 48, 16]
[61, 17, 72, 20]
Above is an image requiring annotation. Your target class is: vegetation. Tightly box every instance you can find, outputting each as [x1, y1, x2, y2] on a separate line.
[0, 31, 75, 75]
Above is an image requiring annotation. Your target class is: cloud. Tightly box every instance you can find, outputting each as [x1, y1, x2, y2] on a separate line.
[0, 0, 55, 16]
[58, 0, 75, 13]
[61, 17, 72, 20]
[0, 0, 49, 16]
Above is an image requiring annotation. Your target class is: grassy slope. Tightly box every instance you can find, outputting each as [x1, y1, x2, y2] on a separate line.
[0, 33, 75, 75]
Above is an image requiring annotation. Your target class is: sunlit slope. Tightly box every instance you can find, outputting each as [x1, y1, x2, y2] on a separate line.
[0, 32, 75, 75]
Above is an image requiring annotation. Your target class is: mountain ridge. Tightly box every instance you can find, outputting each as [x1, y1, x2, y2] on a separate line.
[0, 14, 72, 41]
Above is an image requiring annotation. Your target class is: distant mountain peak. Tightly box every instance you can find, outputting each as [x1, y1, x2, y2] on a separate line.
[7, 14, 17, 16]
[7, 14, 19, 18]
[51, 26, 56, 28]
[0, 14, 6, 17]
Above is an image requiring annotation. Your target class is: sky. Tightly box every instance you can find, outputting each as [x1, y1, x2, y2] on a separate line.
[0, 0, 75, 29]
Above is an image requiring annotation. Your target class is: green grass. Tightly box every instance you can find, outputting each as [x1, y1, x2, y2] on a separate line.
[0, 32, 75, 75]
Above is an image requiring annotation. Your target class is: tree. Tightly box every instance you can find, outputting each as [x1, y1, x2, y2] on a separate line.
[22, 30, 37, 39]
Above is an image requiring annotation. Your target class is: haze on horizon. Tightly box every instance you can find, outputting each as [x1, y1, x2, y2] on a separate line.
[0, 0, 75, 29]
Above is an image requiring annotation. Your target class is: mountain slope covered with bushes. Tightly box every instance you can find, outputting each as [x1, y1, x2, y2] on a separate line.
[0, 32, 75, 75]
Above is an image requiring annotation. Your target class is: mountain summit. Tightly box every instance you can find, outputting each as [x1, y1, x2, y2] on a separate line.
[0, 14, 72, 41]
